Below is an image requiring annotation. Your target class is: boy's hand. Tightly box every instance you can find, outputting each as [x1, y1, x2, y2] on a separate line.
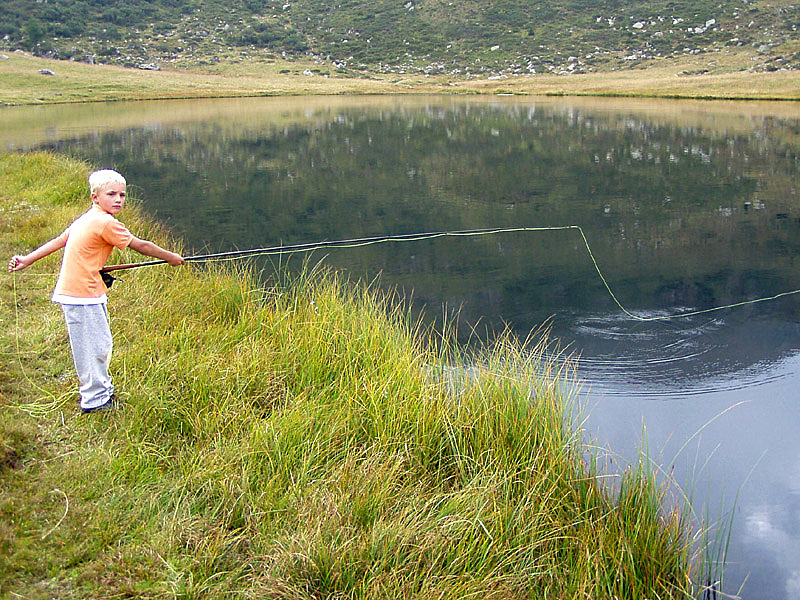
[8, 255, 31, 272]
[167, 252, 185, 267]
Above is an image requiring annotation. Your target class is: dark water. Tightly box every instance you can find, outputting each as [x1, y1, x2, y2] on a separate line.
[4, 96, 800, 598]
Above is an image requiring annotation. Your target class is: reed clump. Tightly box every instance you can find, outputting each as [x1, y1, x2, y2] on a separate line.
[2, 151, 698, 598]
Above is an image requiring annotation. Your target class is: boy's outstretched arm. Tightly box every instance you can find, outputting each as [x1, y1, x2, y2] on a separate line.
[128, 237, 185, 266]
[8, 237, 67, 272]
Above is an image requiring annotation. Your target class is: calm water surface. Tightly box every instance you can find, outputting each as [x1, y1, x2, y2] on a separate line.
[4, 96, 800, 598]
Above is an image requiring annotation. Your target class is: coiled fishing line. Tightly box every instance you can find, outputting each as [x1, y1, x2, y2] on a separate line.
[11, 270, 71, 414]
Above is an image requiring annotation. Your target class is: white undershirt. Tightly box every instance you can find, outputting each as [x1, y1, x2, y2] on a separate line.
[52, 293, 107, 305]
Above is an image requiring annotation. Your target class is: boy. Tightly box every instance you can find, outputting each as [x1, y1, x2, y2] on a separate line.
[7, 169, 184, 413]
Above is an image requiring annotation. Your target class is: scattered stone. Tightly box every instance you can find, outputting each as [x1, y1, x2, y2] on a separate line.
[39, 68, 55, 75]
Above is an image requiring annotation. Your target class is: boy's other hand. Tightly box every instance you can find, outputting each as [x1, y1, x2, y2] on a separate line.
[167, 253, 185, 267]
[8, 255, 30, 272]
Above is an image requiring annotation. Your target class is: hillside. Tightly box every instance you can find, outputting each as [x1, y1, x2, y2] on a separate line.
[1, 0, 799, 77]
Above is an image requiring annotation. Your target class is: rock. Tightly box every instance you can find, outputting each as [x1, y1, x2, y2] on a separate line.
[39, 69, 55, 75]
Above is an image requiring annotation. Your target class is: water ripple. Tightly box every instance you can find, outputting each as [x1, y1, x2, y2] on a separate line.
[548, 312, 798, 400]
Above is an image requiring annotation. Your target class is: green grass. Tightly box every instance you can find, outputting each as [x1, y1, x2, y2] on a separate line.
[3, 0, 799, 78]
[2, 151, 704, 598]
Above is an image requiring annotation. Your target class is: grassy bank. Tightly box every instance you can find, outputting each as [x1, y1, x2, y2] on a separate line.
[2, 151, 701, 598]
[2, 51, 800, 105]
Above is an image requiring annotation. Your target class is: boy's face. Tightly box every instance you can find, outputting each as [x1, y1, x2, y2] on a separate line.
[92, 182, 126, 215]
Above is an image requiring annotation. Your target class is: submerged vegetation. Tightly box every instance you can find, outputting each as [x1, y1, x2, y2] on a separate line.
[2, 152, 702, 597]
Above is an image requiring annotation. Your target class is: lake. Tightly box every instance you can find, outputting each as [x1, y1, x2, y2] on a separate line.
[4, 95, 800, 598]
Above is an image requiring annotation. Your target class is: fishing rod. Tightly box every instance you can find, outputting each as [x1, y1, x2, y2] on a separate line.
[99, 224, 800, 322]
[100, 225, 577, 273]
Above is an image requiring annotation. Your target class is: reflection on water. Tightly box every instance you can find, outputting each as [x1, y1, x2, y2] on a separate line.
[4, 96, 800, 599]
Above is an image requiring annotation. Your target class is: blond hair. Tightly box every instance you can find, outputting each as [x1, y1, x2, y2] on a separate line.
[88, 169, 126, 194]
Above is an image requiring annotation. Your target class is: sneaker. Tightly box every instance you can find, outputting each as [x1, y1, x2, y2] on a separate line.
[81, 394, 117, 414]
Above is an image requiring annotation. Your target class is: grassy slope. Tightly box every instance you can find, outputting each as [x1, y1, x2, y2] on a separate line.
[0, 53, 410, 105]
[1, 151, 698, 598]
[2, 51, 800, 106]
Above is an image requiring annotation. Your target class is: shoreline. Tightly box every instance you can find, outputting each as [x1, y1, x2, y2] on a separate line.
[2, 52, 800, 106]
[1, 151, 705, 597]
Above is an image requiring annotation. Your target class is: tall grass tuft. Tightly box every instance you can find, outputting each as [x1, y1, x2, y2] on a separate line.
[2, 151, 703, 599]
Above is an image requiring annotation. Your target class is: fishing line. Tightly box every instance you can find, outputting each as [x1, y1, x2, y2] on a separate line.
[10, 270, 68, 414]
[99, 224, 800, 322]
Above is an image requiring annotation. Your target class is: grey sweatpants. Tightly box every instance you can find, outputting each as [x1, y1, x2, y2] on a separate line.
[60, 303, 114, 410]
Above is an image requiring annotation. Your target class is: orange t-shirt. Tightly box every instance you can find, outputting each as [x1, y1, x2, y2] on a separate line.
[53, 205, 133, 299]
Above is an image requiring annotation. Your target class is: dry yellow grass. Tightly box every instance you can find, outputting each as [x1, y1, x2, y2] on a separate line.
[458, 64, 800, 100]
[0, 52, 439, 105]
[2, 50, 800, 106]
